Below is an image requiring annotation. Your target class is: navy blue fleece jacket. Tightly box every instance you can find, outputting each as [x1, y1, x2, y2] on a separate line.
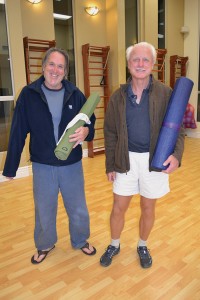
[3, 76, 96, 177]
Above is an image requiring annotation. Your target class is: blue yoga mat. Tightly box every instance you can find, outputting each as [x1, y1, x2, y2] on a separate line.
[151, 77, 194, 171]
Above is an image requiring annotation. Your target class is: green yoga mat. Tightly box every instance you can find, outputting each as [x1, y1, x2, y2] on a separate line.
[54, 92, 100, 160]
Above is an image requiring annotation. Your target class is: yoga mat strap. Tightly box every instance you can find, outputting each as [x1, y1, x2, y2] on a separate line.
[162, 122, 181, 131]
[57, 113, 91, 146]
[54, 92, 100, 160]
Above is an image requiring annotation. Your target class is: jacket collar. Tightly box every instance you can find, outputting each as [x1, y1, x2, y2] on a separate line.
[28, 75, 78, 95]
[120, 74, 155, 94]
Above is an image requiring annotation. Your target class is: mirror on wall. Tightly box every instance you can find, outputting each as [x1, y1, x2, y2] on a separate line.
[0, 3, 13, 97]
[0, 2, 14, 152]
[125, 0, 138, 80]
[158, 0, 165, 49]
[53, 0, 76, 85]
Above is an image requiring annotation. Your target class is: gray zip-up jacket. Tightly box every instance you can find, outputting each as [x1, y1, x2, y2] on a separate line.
[104, 76, 185, 173]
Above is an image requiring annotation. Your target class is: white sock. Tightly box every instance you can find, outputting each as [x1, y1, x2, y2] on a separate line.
[111, 239, 120, 248]
[138, 238, 147, 248]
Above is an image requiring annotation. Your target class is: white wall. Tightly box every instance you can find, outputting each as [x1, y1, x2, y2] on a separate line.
[73, 0, 107, 93]
[106, 0, 126, 92]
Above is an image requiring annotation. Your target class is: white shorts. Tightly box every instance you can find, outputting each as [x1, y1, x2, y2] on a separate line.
[113, 152, 170, 198]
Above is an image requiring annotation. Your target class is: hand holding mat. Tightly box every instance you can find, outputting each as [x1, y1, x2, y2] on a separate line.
[151, 77, 194, 171]
[55, 92, 100, 160]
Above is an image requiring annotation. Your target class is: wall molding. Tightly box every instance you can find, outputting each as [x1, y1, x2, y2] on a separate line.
[0, 149, 89, 183]
[0, 165, 32, 182]
[185, 129, 200, 139]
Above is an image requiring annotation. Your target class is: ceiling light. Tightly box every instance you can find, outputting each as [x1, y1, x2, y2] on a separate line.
[53, 13, 72, 20]
[27, 0, 42, 3]
[84, 6, 99, 16]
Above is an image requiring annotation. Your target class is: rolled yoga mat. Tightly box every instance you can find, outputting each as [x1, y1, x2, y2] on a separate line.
[55, 92, 100, 160]
[151, 76, 194, 171]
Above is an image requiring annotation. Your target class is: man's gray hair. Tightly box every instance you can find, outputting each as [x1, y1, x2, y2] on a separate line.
[42, 47, 69, 78]
[126, 42, 157, 65]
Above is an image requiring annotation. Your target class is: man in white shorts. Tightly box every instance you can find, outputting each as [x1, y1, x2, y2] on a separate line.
[100, 42, 185, 268]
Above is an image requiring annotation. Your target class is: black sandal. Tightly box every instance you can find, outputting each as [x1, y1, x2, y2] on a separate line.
[31, 245, 55, 264]
[81, 242, 96, 256]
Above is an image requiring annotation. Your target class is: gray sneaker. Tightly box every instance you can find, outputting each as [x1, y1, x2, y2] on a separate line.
[100, 245, 120, 267]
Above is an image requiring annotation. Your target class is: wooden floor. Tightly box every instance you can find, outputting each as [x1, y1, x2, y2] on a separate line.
[0, 136, 200, 300]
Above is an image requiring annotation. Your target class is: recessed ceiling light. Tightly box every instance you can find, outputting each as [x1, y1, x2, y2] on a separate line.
[27, 0, 42, 3]
[53, 13, 72, 20]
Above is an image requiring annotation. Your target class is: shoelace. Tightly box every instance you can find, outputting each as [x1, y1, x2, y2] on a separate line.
[105, 246, 118, 258]
[138, 247, 150, 258]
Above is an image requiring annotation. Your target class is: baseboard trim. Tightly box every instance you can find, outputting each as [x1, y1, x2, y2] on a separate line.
[0, 150, 89, 182]
[185, 129, 200, 138]
[83, 149, 88, 157]
[0, 165, 33, 182]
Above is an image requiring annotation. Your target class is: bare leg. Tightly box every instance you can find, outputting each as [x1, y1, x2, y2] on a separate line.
[139, 196, 157, 241]
[110, 193, 132, 239]
[100, 193, 132, 267]
[137, 196, 156, 268]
